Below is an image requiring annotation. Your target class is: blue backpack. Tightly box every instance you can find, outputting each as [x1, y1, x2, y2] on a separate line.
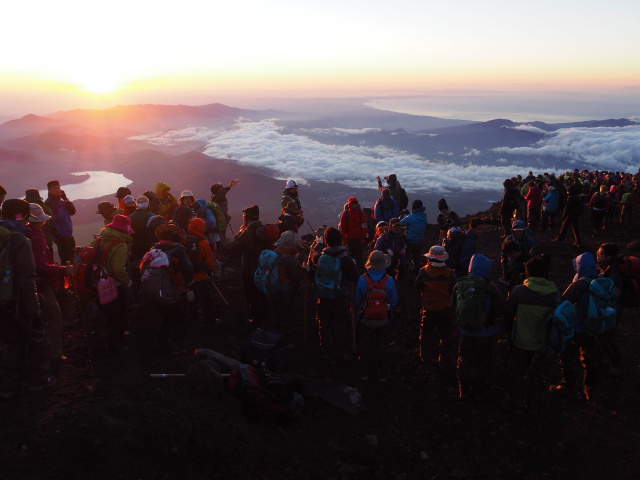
[254, 250, 280, 295]
[582, 277, 617, 336]
[315, 253, 344, 300]
[543, 300, 576, 355]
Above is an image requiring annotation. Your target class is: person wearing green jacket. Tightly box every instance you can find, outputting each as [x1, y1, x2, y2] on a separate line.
[504, 255, 559, 413]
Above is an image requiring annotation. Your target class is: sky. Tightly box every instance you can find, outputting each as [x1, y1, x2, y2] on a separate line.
[2, 0, 640, 117]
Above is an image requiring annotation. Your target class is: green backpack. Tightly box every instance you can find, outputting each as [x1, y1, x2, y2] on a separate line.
[207, 202, 227, 233]
[455, 275, 488, 331]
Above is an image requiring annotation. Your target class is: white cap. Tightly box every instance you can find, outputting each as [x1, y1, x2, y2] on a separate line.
[286, 180, 298, 189]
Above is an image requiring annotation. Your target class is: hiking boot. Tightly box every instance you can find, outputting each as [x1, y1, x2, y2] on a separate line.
[378, 367, 390, 382]
[28, 376, 56, 392]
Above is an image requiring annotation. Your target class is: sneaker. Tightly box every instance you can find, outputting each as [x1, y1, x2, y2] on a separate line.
[378, 367, 390, 382]
[28, 376, 56, 392]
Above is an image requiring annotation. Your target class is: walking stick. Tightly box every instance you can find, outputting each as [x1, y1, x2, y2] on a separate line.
[69, 275, 92, 366]
[227, 222, 235, 236]
[306, 220, 316, 235]
[208, 276, 229, 306]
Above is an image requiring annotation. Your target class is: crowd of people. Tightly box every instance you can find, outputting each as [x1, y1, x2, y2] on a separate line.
[0, 168, 638, 415]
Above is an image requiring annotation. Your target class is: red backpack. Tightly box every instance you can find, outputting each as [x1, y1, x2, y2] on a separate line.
[73, 238, 123, 298]
[361, 273, 389, 326]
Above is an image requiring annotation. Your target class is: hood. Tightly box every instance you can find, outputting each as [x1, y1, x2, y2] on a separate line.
[155, 182, 171, 198]
[523, 277, 558, 296]
[412, 206, 426, 213]
[322, 245, 348, 257]
[188, 217, 206, 237]
[572, 252, 598, 278]
[0, 219, 30, 236]
[99, 226, 131, 243]
[195, 199, 208, 211]
[468, 254, 492, 279]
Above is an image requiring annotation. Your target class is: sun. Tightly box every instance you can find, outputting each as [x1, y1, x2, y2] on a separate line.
[77, 76, 125, 96]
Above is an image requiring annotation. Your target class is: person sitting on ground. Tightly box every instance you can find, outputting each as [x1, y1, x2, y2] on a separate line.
[355, 250, 398, 382]
[436, 198, 460, 245]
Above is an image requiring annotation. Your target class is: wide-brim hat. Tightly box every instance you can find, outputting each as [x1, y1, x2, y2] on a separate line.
[106, 214, 134, 234]
[365, 250, 391, 270]
[424, 245, 449, 262]
[179, 190, 195, 202]
[29, 203, 51, 222]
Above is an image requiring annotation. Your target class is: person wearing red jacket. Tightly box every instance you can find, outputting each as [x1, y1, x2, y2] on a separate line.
[338, 197, 368, 272]
[28, 203, 75, 361]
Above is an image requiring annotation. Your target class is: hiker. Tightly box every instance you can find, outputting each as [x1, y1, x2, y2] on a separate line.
[524, 180, 543, 229]
[143, 190, 161, 215]
[93, 214, 134, 354]
[540, 185, 560, 231]
[314, 227, 359, 361]
[129, 196, 154, 263]
[115, 187, 132, 210]
[280, 180, 304, 226]
[28, 203, 75, 362]
[560, 252, 605, 400]
[401, 199, 428, 271]
[172, 204, 195, 233]
[24, 188, 55, 251]
[44, 180, 76, 264]
[373, 217, 406, 278]
[0, 199, 54, 398]
[338, 196, 368, 272]
[96, 201, 123, 225]
[227, 205, 269, 327]
[376, 174, 408, 212]
[373, 188, 399, 223]
[588, 186, 609, 234]
[500, 220, 536, 280]
[503, 256, 559, 413]
[267, 230, 309, 335]
[596, 243, 624, 376]
[500, 179, 520, 237]
[150, 223, 194, 355]
[443, 227, 464, 272]
[154, 182, 178, 219]
[146, 215, 167, 245]
[277, 201, 301, 234]
[501, 239, 531, 292]
[452, 254, 503, 400]
[186, 218, 216, 321]
[355, 250, 398, 382]
[121, 195, 137, 216]
[555, 179, 583, 247]
[178, 190, 196, 208]
[458, 218, 485, 277]
[436, 198, 460, 245]
[619, 185, 639, 224]
[415, 245, 457, 378]
[194, 198, 219, 255]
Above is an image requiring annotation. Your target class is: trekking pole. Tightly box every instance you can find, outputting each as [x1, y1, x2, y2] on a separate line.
[208, 276, 229, 306]
[307, 220, 316, 235]
[227, 222, 235, 236]
[68, 275, 92, 367]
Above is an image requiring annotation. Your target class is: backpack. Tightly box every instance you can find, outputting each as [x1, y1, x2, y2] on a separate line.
[592, 192, 606, 209]
[0, 226, 16, 306]
[618, 255, 640, 308]
[255, 223, 281, 251]
[620, 192, 633, 205]
[542, 300, 576, 355]
[73, 238, 124, 298]
[240, 328, 288, 373]
[139, 247, 181, 306]
[185, 235, 208, 273]
[207, 202, 227, 233]
[254, 249, 281, 294]
[361, 273, 389, 327]
[316, 253, 344, 300]
[582, 277, 617, 336]
[454, 275, 488, 331]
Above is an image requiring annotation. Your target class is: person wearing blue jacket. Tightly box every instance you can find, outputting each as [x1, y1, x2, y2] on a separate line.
[452, 254, 503, 400]
[195, 198, 219, 248]
[373, 188, 399, 223]
[561, 252, 602, 400]
[541, 186, 560, 231]
[401, 199, 428, 271]
[355, 250, 398, 382]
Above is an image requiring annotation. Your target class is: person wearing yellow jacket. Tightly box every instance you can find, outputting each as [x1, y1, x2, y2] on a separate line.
[154, 182, 178, 219]
[93, 214, 133, 354]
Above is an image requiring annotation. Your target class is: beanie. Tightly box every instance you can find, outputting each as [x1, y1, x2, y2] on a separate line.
[242, 205, 260, 220]
[411, 199, 423, 211]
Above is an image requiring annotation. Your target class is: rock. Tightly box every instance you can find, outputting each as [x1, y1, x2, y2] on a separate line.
[420, 451, 429, 460]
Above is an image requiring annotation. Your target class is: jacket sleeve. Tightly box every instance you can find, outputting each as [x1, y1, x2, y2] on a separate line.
[392, 200, 399, 217]
[340, 255, 360, 282]
[32, 234, 66, 278]
[64, 199, 76, 216]
[199, 240, 215, 272]
[176, 248, 194, 284]
[354, 275, 366, 310]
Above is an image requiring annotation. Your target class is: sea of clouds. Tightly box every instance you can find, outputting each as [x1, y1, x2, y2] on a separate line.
[134, 118, 640, 195]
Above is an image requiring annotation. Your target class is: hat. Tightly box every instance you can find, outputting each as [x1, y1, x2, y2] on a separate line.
[25, 188, 43, 201]
[424, 245, 449, 262]
[548, 186, 556, 192]
[286, 180, 298, 189]
[242, 205, 260, 220]
[347, 196, 359, 204]
[1, 199, 35, 221]
[210, 183, 223, 194]
[47, 180, 60, 190]
[29, 203, 51, 222]
[438, 198, 449, 212]
[136, 195, 149, 208]
[96, 201, 116, 215]
[511, 220, 526, 231]
[365, 250, 391, 270]
[274, 230, 302, 249]
[115, 187, 131, 199]
[106, 214, 134, 234]
[412, 199, 423, 211]
[179, 190, 194, 200]
[123, 195, 136, 205]
[386, 174, 398, 183]
[389, 218, 401, 227]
